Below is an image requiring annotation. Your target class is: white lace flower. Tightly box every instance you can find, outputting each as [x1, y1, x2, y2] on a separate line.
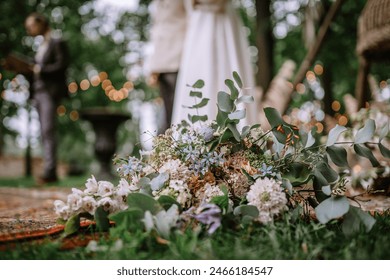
[82, 196, 97, 215]
[97, 181, 114, 197]
[67, 191, 83, 212]
[54, 200, 71, 220]
[84, 175, 98, 195]
[246, 177, 288, 224]
[116, 178, 132, 196]
[202, 183, 224, 202]
[159, 159, 191, 181]
[98, 197, 119, 214]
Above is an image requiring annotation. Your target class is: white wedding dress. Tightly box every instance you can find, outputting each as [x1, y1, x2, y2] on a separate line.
[171, 0, 257, 127]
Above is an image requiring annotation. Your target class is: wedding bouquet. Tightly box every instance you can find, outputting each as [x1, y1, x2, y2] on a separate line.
[55, 72, 389, 237]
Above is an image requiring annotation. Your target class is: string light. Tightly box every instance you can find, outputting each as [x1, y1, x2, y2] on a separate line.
[296, 83, 306, 94]
[90, 75, 101, 87]
[80, 79, 90, 91]
[70, 110, 79, 121]
[314, 64, 323, 75]
[68, 82, 78, 94]
[57, 105, 66, 116]
[306, 71, 316, 82]
[331, 100, 341, 112]
[315, 122, 324, 133]
[338, 115, 348, 126]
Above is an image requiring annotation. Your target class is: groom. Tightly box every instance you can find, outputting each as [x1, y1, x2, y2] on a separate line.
[24, 12, 69, 184]
[147, 0, 187, 131]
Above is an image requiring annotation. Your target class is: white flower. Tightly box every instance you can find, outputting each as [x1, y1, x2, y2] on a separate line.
[159, 159, 190, 180]
[246, 178, 288, 224]
[97, 181, 114, 197]
[84, 175, 98, 195]
[98, 197, 119, 214]
[202, 183, 224, 202]
[67, 191, 83, 212]
[116, 178, 132, 197]
[54, 200, 71, 220]
[82, 196, 97, 215]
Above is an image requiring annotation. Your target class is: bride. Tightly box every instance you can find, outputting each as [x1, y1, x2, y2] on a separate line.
[171, 0, 257, 127]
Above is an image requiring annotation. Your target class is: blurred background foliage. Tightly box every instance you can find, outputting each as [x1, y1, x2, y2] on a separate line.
[0, 0, 388, 176]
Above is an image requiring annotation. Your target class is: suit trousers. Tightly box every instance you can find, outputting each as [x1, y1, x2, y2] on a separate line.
[32, 92, 57, 177]
[159, 72, 178, 131]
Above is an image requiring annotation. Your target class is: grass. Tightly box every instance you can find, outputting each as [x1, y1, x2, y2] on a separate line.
[0, 175, 91, 188]
[1, 213, 389, 260]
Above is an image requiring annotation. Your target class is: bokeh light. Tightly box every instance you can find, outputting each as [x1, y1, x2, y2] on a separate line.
[314, 64, 323, 75]
[70, 110, 79, 121]
[331, 100, 341, 112]
[68, 82, 78, 94]
[80, 79, 90, 91]
[338, 115, 348, 126]
[57, 105, 66, 116]
[296, 83, 306, 94]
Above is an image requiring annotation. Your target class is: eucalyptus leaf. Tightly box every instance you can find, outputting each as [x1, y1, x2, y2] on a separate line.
[109, 208, 143, 230]
[228, 109, 246, 120]
[341, 206, 376, 236]
[354, 119, 375, 144]
[282, 178, 293, 194]
[378, 142, 390, 158]
[216, 110, 229, 127]
[326, 145, 349, 167]
[241, 125, 251, 138]
[236, 95, 254, 104]
[315, 196, 350, 224]
[305, 131, 316, 148]
[233, 205, 259, 218]
[192, 79, 204, 88]
[379, 123, 389, 141]
[217, 91, 234, 112]
[157, 195, 182, 211]
[95, 206, 110, 232]
[64, 214, 80, 236]
[188, 98, 209, 109]
[264, 107, 284, 129]
[150, 172, 169, 191]
[326, 125, 347, 146]
[314, 161, 339, 185]
[353, 144, 380, 167]
[233, 71, 243, 88]
[189, 91, 202, 98]
[321, 185, 331, 196]
[127, 193, 162, 215]
[282, 162, 312, 186]
[190, 115, 208, 123]
[227, 123, 241, 142]
[225, 79, 239, 100]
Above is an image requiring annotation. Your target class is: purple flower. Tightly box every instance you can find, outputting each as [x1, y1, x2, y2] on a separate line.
[193, 204, 222, 234]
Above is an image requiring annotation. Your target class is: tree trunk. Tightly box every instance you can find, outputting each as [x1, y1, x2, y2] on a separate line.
[256, 0, 274, 92]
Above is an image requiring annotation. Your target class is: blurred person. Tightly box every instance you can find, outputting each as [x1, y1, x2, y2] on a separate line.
[24, 12, 69, 184]
[145, 0, 188, 131]
[172, 0, 257, 127]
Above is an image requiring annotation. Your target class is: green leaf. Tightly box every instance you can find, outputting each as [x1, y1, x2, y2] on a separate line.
[225, 79, 239, 100]
[282, 162, 312, 186]
[305, 131, 316, 148]
[378, 142, 390, 158]
[326, 125, 347, 146]
[188, 98, 209, 109]
[228, 109, 246, 120]
[190, 114, 208, 123]
[216, 110, 229, 127]
[109, 208, 143, 230]
[379, 123, 389, 141]
[150, 172, 169, 191]
[192, 79, 204, 88]
[227, 123, 241, 142]
[241, 126, 251, 138]
[355, 119, 375, 144]
[321, 185, 331, 196]
[217, 91, 234, 113]
[341, 206, 376, 236]
[157, 195, 182, 212]
[353, 144, 380, 167]
[314, 161, 339, 185]
[326, 145, 349, 167]
[233, 71, 243, 88]
[64, 214, 80, 236]
[127, 193, 162, 215]
[236, 95, 254, 104]
[264, 107, 284, 129]
[282, 178, 293, 194]
[189, 91, 202, 98]
[210, 190, 229, 213]
[95, 206, 110, 232]
[233, 205, 259, 218]
[315, 196, 350, 224]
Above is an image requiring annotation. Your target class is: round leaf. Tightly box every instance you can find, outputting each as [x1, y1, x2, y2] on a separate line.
[315, 196, 349, 224]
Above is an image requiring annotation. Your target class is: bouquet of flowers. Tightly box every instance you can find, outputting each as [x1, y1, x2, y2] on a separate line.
[55, 72, 389, 237]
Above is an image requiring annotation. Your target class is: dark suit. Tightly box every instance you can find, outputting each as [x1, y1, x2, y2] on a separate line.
[32, 36, 68, 179]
